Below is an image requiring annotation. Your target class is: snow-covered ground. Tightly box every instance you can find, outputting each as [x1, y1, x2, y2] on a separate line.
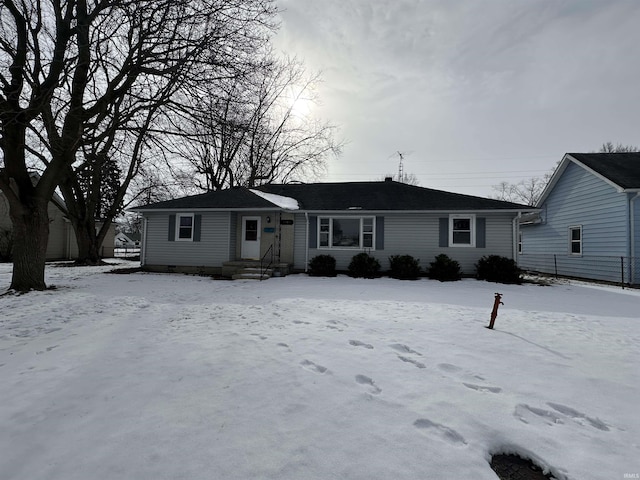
[1, 261, 638, 480]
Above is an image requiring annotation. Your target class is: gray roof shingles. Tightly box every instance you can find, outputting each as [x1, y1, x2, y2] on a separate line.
[136, 181, 532, 211]
[569, 152, 640, 189]
[256, 181, 530, 210]
[134, 187, 276, 210]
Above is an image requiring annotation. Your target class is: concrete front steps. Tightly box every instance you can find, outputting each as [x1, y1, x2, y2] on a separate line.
[222, 261, 290, 280]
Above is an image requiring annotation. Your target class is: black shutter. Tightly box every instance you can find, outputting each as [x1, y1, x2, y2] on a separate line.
[308, 216, 317, 248]
[193, 215, 202, 242]
[439, 218, 448, 247]
[168, 215, 176, 241]
[375, 216, 384, 250]
[476, 217, 486, 248]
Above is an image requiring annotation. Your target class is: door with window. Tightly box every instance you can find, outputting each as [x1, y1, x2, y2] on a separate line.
[241, 216, 261, 259]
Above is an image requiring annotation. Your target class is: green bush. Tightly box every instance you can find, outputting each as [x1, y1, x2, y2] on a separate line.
[427, 254, 461, 282]
[348, 252, 381, 278]
[389, 255, 421, 280]
[308, 254, 337, 277]
[475, 255, 522, 284]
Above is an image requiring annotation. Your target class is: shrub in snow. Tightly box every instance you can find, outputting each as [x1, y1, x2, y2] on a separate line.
[309, 254, 337, 277]
[389, 255, 421, 280]
[475, 255, 522, 284]
[427, 254, 461, 282]
[348, 252, 381, 278]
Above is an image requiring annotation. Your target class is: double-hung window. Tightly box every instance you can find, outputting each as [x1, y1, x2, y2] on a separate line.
[569, 226, 582, 255]
[449, 215, 475, 247]
[176, 213, 194, 241]
[318, 217, 375, 249]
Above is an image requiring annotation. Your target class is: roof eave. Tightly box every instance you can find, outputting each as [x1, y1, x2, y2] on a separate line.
[130, 207, 291, 213]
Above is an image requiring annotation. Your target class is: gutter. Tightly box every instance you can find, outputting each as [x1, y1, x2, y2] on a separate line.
[512, 212, 521, 260]
[630, 193, 640, 284]
[305, 211, 309, 273]
[141, 217, 148, 267]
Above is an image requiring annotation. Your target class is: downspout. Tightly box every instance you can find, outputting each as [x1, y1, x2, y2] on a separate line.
[305, 212, 309, 273]
[630, 193, 640, 284]
[141, 216, 148, 267]
[512, 212, 521, 260]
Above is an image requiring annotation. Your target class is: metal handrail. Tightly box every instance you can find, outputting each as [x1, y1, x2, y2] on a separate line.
[260, 244, 274, 281]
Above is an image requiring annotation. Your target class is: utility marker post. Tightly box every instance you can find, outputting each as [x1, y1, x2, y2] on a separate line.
[486, 293, 503, 330]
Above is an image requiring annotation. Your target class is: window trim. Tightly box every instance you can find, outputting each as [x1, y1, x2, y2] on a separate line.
[176, 213, 195, 242]
[317, 216, 376, 250]
[568, 225, 582, 256]
[449, 214, 476, 247]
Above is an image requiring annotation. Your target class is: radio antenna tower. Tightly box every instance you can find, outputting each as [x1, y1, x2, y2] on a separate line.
[396, 151, 412, 183]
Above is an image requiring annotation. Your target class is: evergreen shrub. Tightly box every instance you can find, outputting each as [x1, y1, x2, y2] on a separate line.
[389, 255, 421, 280]
[427, 254, 462, 282]
[475, 255, 522, 284]
[348, 252, 381, 278]
[308, 254, 337, 277]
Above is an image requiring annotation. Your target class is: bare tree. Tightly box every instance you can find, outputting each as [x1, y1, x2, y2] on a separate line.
[491, 176, 550, 206]
[598, 142, 639, 153]
[0, 0, 277, 288]
[169, 55, 342, 191]
[491, 141, 639, 206]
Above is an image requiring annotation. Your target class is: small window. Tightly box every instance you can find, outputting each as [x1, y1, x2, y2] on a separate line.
[449, 215, 475, 247]
[176, 214, 194, 241]
[569, 226, 582, 255]
[518, 231, 523, 254]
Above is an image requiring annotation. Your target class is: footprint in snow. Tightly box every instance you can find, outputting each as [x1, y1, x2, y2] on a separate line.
[462, 383, 502, 394]
[355, 374, 381, 394]
[300, 360, 328, 374]
[397, 355, 426, 369]
[514, 403, 609, 431]
[389, 344, 422, 355]
[349, 340, 374, 349]
[546, 402, 609, 431]
[413, 419, 467, 446]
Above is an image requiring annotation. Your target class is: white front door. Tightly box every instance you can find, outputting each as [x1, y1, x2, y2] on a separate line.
[241, 216, 261, 260]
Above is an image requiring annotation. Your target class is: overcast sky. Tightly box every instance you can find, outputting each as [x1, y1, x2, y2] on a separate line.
[272, 0, 640, 197]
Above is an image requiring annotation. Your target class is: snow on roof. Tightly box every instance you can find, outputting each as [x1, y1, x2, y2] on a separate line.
[249, 189, 299, 210]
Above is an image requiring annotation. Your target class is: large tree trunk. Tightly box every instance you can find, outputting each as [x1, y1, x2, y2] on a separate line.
[1, 120, 51, 292]
[9, 199, 49, 291]
[71, 219, 102, 265]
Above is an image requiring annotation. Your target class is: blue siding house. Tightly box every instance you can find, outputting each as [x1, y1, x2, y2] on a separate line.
[518, 152, 640, 285]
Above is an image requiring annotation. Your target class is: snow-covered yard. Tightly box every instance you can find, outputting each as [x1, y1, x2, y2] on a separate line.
[1, 262, 638, 480]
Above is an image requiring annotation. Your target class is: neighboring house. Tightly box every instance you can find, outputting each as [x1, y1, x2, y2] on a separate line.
[0, 176, 116, 260]
[115, 232, 141, 248]
[518, 152, 640, 285]
[132, 179, 533, 276]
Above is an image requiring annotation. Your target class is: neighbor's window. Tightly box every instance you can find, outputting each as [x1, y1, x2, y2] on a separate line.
[449, 215, 475, 247]
[569, 226, 582, 255]
[318, 217, 375, 249]
[518, 231, 523, 254]
[176, 214, 194, 241]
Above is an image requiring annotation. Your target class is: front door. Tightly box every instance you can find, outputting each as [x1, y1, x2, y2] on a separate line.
[241, 216, 261, 260]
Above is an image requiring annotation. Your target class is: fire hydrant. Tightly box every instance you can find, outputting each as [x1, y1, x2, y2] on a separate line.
[487, 293, 503, 330]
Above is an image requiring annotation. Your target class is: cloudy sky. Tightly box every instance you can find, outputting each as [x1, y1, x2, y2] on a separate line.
[273, 0, 640, 197]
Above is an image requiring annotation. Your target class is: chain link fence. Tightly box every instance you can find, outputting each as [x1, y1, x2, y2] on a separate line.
[518, 253, 639, 288]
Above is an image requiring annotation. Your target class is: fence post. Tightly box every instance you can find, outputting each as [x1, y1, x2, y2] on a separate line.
[621, 256, 625, 289]
[554, 254, 558, 279]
